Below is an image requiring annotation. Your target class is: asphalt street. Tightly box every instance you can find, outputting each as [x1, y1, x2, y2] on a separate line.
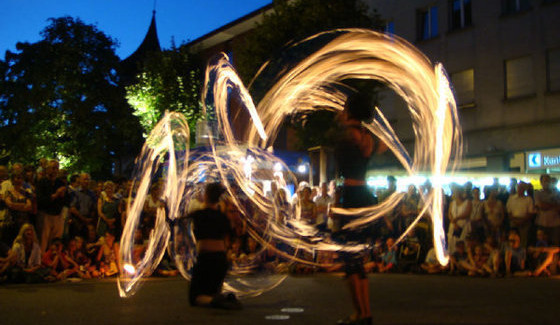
[1, 273, 559, 325]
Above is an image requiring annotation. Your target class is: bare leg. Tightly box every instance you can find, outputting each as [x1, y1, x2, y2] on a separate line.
[359, 277, 371, 318]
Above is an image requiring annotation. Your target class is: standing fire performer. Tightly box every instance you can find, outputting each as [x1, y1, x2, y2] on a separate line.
[334, 92, 387, 325]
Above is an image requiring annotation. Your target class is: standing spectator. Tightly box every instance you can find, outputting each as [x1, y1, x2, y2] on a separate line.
[35, 158, 48, 181]
[314, 181, 334, 230]
[296, 186, 317, 225]
[447, 185, 472, 255]
[506, 182, 535, 248]
[69, 173, 97, 239]
[469, 187, 486, 243]
[4, 172, 33, 244]
[97, 181, 121, 238]
[534, 174, 560, 246]
[484, 188, 505, 244]
[36, 160, 68, 252]
[399, 184, 419, 231]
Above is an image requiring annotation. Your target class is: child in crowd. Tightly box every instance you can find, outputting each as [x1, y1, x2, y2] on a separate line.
[42, 238, 79, 280]
[420, 246, 447, 274]
[504, 229, 531, 277]
[96, 230, 120, 277]
[527, 229, 560, 277]
[378, 237, 398, 273]
[449, 241, 470, 275]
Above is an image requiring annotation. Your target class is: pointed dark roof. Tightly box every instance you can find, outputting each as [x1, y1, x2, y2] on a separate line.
[120, 10, 162, 85]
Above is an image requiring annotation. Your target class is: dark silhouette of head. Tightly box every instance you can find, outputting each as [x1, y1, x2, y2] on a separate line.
[344, 92, 375, 123]
[205, 182, 226, 204]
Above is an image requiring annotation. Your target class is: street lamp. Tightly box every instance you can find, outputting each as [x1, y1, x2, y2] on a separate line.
[297, 161, 312, 185]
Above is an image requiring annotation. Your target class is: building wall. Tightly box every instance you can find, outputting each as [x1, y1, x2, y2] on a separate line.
[367, 0, 560, 171]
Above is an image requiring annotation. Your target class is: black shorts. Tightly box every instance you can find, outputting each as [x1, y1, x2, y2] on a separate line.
[189, 251, 229, 305]
[338, 185, 377, 278]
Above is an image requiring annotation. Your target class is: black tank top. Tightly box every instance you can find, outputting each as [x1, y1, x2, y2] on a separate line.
[335, 125, 375, 180]
[188, 208, 231, 240]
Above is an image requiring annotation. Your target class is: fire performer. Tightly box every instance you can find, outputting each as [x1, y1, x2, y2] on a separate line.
[334, 92, 387, 325]
[182, 182, 242, 310]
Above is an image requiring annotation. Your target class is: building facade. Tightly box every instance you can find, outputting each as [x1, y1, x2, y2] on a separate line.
[368, 0, 560, 174]
[187, 1, 560, 176]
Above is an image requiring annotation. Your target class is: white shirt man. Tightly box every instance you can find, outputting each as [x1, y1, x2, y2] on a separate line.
[506, 182, 535, 248]
[314, 182, 334, 228]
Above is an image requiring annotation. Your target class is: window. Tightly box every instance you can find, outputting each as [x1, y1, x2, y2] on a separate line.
[385, 21, 395, 34]
[547, 48, 560, 92]
[449, 0, 472, 30]
[505, 56, 535, 99]
[451, 69, 475, 107]
[501, 0, 531, 15]
[417, 5, 439, 40]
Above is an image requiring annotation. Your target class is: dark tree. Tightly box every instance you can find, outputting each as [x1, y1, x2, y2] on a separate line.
[0, 16, 142, 177]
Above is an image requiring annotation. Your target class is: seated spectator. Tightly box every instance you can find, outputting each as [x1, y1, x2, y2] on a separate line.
[504, 229, 531, 277]
[155, 251, 179, 277]
[261, 242, 290, 273]
[132, 228, 146, 264]
[482, 236, 501, 277]
[7, 223, 51, 283]
[398, 228, 421, 273]
[365, 238, 384, 273]
[378, 237, 398, 273]
[449, 241, 471, 275]
[420, 247, 447, 274]
[96, 230, 120, 277]
[67, 236, 96, 279]
[315, 249, 343, 273]
[85, 224, 103, 262]
[42, 238, 79, 280]
[527, 229, 560, 277]
[0, 241, 11, 281]
[466, 244, 489, 276]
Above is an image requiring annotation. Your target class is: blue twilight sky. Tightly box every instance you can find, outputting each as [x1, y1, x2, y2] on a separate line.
[0, 0, 272, 60]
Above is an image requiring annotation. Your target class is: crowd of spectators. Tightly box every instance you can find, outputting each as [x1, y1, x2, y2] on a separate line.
[1, 158, 559, 284]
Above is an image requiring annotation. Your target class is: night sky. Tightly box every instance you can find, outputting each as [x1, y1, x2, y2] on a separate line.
[0, 0, 271, 59]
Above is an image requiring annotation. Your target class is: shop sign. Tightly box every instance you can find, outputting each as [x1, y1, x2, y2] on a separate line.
[527, 149, 560, 169]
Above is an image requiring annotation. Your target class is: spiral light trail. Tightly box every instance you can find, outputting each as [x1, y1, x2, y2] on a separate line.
[117, 29, 462, 299]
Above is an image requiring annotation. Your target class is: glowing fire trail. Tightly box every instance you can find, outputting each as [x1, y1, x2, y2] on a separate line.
[118, 29, 462, 298]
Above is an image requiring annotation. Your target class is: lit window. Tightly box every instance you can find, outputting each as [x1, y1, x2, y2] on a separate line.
[501, 0, 531, 15]
[449, 0, 472, 30]
[385, 21, 395, 34]
[417, 6, 439, 40]
[505, 56, 535, 99]
[547, 48, 560, 92]
[451, 69, 475, 107]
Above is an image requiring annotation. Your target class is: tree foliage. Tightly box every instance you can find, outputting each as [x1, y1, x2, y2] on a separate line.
[126, 44, 203, 145]
[0, 16, 141, 177]
[234, 0, 382, 85]
[232, 0, 384, 150]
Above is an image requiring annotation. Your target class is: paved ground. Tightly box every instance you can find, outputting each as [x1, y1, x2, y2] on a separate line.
[1, 273, 559, 325]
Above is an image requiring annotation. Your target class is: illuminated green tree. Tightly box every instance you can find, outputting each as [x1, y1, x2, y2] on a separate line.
[126, 45, 203, 144]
